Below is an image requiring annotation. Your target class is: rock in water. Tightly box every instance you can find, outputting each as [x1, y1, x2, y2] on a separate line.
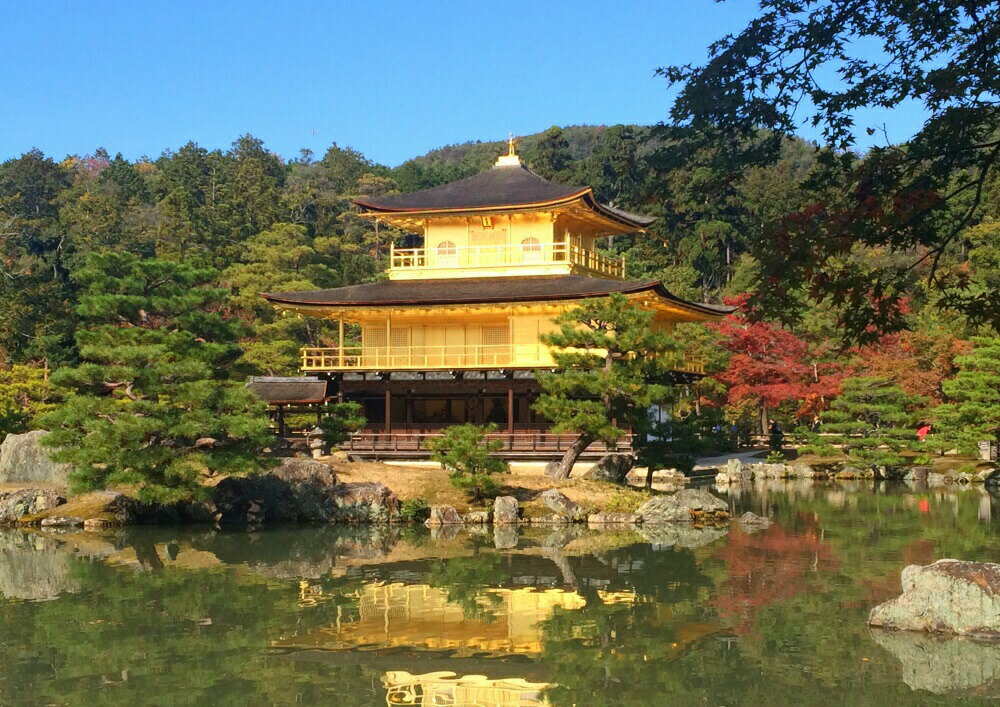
[0, 431, 71, 485]
[0, 489, 65, 524]
[540, 490, 585, 521]
[868, 560, 1000, 638]
[637, 489, 729, 524]
[583, 454, 635, 484]
[425, 505, 462, 526]
[493, 496, 519, 525]
[330, 482, 398, 523]
[213, 458, 342, 525]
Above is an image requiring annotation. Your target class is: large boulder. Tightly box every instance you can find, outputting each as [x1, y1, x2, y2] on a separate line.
[637, 488, 729, 524]
[0, 431, 71, 485]
[583, 453, 635, 484]
[0, 488, 65, 525]
[493, 496, 520, 525]
[868, 560, 1000, 638]
[540, 489, 585, 521]
[330, 481, 398, 523]
[425, 505, 463, 526]
[212, 458, 341, 525]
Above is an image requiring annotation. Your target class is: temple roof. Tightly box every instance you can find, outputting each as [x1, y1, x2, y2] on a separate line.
[246, 376, 327, 404]
[262, 275, 734, 316]
[355, 164, 655, 230]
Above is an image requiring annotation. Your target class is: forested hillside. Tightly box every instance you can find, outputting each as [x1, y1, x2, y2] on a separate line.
[0, 120, 996, 454]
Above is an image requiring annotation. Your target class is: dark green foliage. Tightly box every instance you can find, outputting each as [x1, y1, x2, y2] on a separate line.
[319, 401, 366, 448]
[659, 0, 1000, 337]
[426, 423, 507, 500]
[0, 365, 57, 436]
[397, 498, 431, 524]
[37, 252, 274, 503]
[820, 377, 926, 467]
[535, 293, 683, 477]
[932, 336, 1000, 455]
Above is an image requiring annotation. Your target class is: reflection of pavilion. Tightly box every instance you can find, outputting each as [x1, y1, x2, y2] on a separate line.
[281, 582, 593, 655]
[383, 670, 549, 707]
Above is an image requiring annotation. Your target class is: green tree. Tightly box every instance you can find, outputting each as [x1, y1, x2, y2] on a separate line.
[660, 0, 1000, 336]
[37, 252, 273, 502]
[0, 365, 56, 435]
[820, 376, 925, 467]
[535, 293, 684, 479]
[426, 423, 507, 500]
[932, 336, 1000, 455]
[319, 401, 366, 448]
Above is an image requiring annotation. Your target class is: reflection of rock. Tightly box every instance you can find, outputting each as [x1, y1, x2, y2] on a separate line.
[737, 511, 773, 532]
[542, 525, 585, 549]
[638, 523, 728, 549]
[0, 530, 80, 600]
[0, 488, 65, 524]
[871, 629, 1000, 697]
[637, 489, 729, 524]
[587, 512, 638, 526]
[540, 489, 584, 520]
[429, 524, 462, 541]
[0, 430, 71, 484]
[493, 525, 519, 549]
[869, 560, 1000, 637]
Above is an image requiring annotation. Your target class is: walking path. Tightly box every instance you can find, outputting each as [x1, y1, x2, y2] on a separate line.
[693, 449, 765, 471]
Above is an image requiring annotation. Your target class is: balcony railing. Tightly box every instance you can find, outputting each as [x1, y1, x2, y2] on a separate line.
[390, 242, 625, 278]
[300, 344, 705, 374]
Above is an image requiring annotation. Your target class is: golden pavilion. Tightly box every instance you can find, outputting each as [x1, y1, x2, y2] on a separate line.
[262, 140, 732, 458]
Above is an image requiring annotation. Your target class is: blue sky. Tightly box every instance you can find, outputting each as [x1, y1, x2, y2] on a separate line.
[0, 1, 928, 166]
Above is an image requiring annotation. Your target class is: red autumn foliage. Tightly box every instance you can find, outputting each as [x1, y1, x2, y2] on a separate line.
[713, 515, 839, 634]
[707, 294, 847, 422]
[854, 330, 971, 404]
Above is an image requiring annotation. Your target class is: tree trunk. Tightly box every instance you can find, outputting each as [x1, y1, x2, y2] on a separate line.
[545, 433, 595, 480]
[760, 406, 769, 440]
[645, 465, 655, 490]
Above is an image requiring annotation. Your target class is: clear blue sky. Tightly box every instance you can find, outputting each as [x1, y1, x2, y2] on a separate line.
[0, 1, 927, 166]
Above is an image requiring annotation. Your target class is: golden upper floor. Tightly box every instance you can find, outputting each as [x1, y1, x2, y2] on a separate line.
[356, 148, 653, 281]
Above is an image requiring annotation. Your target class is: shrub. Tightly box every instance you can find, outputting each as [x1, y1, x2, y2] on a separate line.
[319, 401, 366, 447]
[765, 449, 785, 463]
[398, 498, 431, 523]
[426, 424, 508, 500]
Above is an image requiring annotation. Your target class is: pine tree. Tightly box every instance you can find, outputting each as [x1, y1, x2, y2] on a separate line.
[0, 365, 56, 436]
[535, 293, 684, 479]
[37, 252, 274, 503]
[821, 376, 925, 468]
[932, 336, 1000, 456]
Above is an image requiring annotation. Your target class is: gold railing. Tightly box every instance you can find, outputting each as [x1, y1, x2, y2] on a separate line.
[300, 344, 705, 374]
[389, 242, 625, 278]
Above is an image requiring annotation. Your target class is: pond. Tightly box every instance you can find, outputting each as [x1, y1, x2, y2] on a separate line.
[2, 481, 1000, 705]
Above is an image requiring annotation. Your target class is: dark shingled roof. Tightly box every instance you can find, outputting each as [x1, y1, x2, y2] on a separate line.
[262, 276, 735, 316]
[355, 164, 656, 229]
[246, 377, 327, 404]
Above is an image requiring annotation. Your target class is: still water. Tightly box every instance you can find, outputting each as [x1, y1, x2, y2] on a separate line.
[2, 481, 1000, 706]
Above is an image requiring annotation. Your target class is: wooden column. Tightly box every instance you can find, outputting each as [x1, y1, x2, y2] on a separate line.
[384, 384, 392, 433]
[338, 318, 344, 367]
[507, 386, 514, 450]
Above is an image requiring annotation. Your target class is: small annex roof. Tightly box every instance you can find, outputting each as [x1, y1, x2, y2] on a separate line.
[355, 163, 655, 231]
[246, 376, 328, 405]
[262, 275, 734, 318]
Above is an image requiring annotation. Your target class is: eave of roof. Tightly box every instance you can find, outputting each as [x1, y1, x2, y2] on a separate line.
[261, 276, 734, 318]
[354, 164, 655, 230]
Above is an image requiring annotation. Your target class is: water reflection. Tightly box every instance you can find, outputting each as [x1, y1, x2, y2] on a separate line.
[3, 482, 1000, 704]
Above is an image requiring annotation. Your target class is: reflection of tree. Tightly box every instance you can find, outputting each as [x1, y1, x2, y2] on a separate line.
[0, 560, 382, 705]
[713, 516, 838, 634]
[426, 554, 507, 620]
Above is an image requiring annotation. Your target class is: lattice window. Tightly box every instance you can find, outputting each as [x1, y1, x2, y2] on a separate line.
[482, 324, 509, 348]
[390, 327, 409, 348]
[365, 326, 387, 348]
